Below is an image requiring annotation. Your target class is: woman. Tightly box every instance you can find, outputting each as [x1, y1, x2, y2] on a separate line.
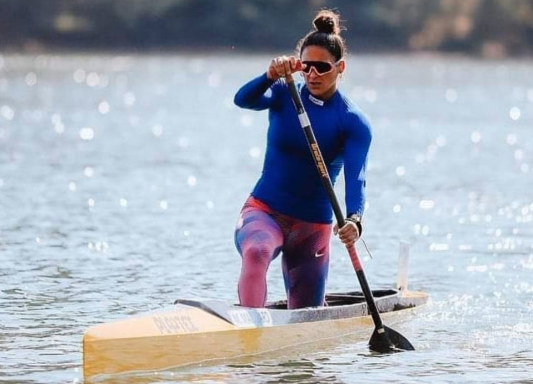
[233, 10, 372, 309]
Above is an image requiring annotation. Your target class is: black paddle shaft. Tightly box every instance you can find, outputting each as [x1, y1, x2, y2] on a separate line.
[285, 75, 414, 352]
[285, 76, 384, 326]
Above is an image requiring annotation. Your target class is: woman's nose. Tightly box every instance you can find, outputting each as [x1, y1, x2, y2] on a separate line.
[307, 68, 320, 77]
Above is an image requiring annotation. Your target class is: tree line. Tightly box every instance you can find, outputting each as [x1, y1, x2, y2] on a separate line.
[1, 0, 532, 57]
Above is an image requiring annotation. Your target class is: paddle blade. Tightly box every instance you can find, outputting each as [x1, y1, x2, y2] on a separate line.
[369, 325, 415, 353]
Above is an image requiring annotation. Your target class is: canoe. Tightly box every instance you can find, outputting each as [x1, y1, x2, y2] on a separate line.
[83, 288, 428, 380]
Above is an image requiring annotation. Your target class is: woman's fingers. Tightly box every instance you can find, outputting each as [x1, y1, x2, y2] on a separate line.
[267, 56, 301, 80]
[294, 59, 304, 72]
[278, 56, 290, 76]
[283, 56, 296, 76]
[267, 58, 278, 80]
[337, 221, 360, 246]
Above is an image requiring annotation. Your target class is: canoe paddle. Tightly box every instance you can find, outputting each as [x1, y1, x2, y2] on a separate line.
[285, 74, 414, 353]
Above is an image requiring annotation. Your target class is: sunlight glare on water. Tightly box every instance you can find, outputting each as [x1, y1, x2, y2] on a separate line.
[0, 53, 532, 383]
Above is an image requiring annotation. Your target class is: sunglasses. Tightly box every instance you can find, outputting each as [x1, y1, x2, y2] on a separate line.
[301, 60, 340, 75]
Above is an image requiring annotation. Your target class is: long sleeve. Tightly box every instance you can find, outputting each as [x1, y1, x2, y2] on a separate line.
[343, 111, 372, 217]
[234, 73, 277, 111]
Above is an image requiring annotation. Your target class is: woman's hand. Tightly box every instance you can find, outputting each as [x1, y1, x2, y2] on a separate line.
[334, 220, 361, 248]
[267, 55, 303, 80]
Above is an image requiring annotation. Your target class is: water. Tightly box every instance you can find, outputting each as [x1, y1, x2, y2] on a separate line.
[1, 52, 532, 383]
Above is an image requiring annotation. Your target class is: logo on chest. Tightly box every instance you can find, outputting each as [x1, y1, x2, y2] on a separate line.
[308, 94, 324, 106]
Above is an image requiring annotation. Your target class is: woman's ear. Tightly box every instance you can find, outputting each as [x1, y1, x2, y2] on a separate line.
[338, 59, 346, 74]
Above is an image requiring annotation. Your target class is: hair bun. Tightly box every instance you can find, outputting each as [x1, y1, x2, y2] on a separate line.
[313, 11, 340, 34]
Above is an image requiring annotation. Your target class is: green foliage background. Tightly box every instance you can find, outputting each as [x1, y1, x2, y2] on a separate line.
[1, 0, 532, 56]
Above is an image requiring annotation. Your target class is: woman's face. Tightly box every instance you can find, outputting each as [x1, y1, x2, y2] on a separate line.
[301, 45, 344, 100]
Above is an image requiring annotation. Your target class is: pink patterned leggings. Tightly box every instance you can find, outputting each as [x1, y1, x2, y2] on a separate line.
[234, 196, 331, 309]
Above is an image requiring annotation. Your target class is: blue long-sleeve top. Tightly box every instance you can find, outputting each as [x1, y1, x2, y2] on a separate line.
[234, 73, 372, 224]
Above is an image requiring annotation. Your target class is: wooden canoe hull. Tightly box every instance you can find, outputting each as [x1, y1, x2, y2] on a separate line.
[83, 290, 428, 380]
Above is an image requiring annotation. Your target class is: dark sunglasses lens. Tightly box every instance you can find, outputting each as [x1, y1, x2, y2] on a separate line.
[315, 62, 333, 74]
[303, 61, 333, 74]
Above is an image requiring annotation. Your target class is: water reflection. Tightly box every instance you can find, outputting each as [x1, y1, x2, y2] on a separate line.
[1, 53, 532, 383]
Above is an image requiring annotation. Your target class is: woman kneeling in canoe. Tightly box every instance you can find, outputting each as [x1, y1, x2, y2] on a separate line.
[234, 9, 372, 309]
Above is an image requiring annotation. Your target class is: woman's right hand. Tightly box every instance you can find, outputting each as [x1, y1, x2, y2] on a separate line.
[267, 56, 303, 80]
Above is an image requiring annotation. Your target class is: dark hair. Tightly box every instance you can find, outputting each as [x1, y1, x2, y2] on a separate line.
[297, 10, 346, 61]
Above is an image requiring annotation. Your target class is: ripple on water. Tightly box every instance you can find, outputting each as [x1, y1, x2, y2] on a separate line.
[1, 54, 533, 384]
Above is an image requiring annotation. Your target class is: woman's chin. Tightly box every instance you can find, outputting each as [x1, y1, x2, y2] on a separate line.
[308, 87, 324, 97]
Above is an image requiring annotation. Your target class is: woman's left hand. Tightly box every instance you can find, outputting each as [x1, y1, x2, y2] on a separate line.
[333, 221, 360, 247]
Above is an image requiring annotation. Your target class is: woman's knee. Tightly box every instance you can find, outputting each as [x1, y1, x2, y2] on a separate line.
[242, 242, 279, 265]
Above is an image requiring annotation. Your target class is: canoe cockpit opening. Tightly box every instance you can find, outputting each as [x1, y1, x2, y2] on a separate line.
[173, 290, 399, 315]
[265, 289, 398, 309]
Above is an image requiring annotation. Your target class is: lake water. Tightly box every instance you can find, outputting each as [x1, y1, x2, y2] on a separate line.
[1, 52, 532, 384]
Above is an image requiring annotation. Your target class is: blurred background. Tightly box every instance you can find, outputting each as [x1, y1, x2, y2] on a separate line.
[1, 0, 533, 57]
